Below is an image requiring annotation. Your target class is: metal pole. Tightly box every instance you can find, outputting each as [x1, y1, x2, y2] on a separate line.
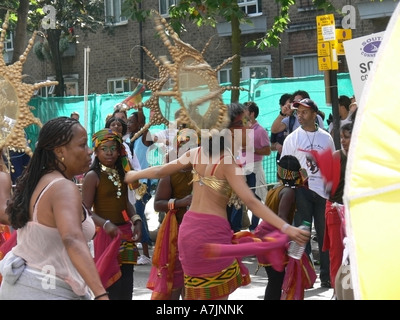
[329, 69, 340, 149]
[84, 47, 90, 130]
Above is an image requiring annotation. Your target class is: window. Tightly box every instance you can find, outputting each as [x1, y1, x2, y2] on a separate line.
[4, 31, 13, 51]
[218, 55, 271, 83]
[238, 0, 262, 16]
[107, 78, 133, 93]
[3, 31, 13, 64]
[293, 54, 322, 77]
[35, 75, 79, 97]
[297, 0, 316, 11]
[159, 0, 180, 17]
[246, 66, 269, 79]
[104, 0, 128, 25]
[218, 68, 243, 84]
[218, 69, 232, 84]
[37, 85, 55, 97]
[65, 82, 79, 96]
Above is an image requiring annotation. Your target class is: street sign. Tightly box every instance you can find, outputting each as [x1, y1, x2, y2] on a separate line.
[317, 42, 330, 57]
[317, 14, 338, 71]
[336, 29, 352, 55]
[343, 31, 384, 102]
[317, 14, 335, 42]
[318, 56, 332, 71]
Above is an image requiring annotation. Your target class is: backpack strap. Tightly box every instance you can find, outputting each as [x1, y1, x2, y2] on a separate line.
[289, 115, 296, 133]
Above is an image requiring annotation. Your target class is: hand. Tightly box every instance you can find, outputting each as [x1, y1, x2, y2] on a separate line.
[285, 225, 310, 245]
[132, 220, 142, 241]
[276, 143, 283, 154]
[281, 104, 291, 116]
[103, 221, 120, 239]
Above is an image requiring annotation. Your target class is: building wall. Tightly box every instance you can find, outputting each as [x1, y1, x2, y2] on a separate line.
[20, 0, 395, 96]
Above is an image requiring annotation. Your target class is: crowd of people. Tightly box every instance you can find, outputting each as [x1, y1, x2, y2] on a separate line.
[0, 90, 357, 300]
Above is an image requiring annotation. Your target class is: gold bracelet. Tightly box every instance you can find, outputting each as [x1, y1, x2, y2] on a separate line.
[168, 198, 176, 210]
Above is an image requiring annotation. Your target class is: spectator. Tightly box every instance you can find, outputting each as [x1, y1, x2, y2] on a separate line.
[322, 123, 353, 293]
[235, 101, 271, 232]
[129, 110, 155, 265]
[270, 93, 292, 162]
[271, 90, 324, 136]
[327, 95, 352, 138]
[112, 104, 128, 123]
[280, 98, 335, 288]
[70, 111, 80, 121]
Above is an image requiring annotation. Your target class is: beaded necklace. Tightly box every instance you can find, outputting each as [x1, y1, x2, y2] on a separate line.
[100, 163, 122, 198]
[303, 124, 318, 149]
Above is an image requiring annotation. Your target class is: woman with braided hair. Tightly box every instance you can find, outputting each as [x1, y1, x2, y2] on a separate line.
[0, 117, 108, 300]
[0, 147, 11, 226]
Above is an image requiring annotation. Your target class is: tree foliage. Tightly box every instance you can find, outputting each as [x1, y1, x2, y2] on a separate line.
[123, 0, 337, 101]
[1, 0, 105, 96]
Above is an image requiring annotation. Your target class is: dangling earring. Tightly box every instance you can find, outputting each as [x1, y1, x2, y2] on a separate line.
[61, 157, 65, 162]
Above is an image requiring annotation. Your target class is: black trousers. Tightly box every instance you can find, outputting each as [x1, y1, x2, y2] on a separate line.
[264, 266, 285, 300]
[108, 264, 134, 300]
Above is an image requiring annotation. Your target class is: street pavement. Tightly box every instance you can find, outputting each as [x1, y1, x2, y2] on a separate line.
[133, 198, 334, 301]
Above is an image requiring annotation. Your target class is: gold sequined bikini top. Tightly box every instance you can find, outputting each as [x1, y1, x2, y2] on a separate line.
[191, 148, 233, 198]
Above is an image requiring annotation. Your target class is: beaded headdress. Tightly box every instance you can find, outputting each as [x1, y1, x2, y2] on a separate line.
[277, 164, 308, 188]
[92, 128, 132, 174]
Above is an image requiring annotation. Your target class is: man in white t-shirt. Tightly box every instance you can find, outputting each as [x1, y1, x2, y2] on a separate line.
[280, 98, 335, 288]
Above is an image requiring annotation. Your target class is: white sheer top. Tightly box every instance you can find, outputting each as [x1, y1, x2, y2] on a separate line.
[12, 178, 95, 296]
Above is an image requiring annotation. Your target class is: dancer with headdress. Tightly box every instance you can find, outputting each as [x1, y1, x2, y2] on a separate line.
[125, 103, 310, 300]
[82, 128, 142, 300]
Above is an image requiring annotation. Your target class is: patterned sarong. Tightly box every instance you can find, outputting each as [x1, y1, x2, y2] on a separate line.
[94, 223, 138, 289]
[184, 259, 248, 300]
[146, 208, 180, 300]
[179, 211, 250, 299]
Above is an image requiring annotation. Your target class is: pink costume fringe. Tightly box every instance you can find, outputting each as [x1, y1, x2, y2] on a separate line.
[281, 254, 317, 300]
[203, 230, 289, 273]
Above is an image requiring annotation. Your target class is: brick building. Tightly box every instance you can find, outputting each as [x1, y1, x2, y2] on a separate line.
[15, 0, 398, 96]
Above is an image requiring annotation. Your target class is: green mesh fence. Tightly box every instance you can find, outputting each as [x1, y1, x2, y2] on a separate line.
[26, 73, 353, 184]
